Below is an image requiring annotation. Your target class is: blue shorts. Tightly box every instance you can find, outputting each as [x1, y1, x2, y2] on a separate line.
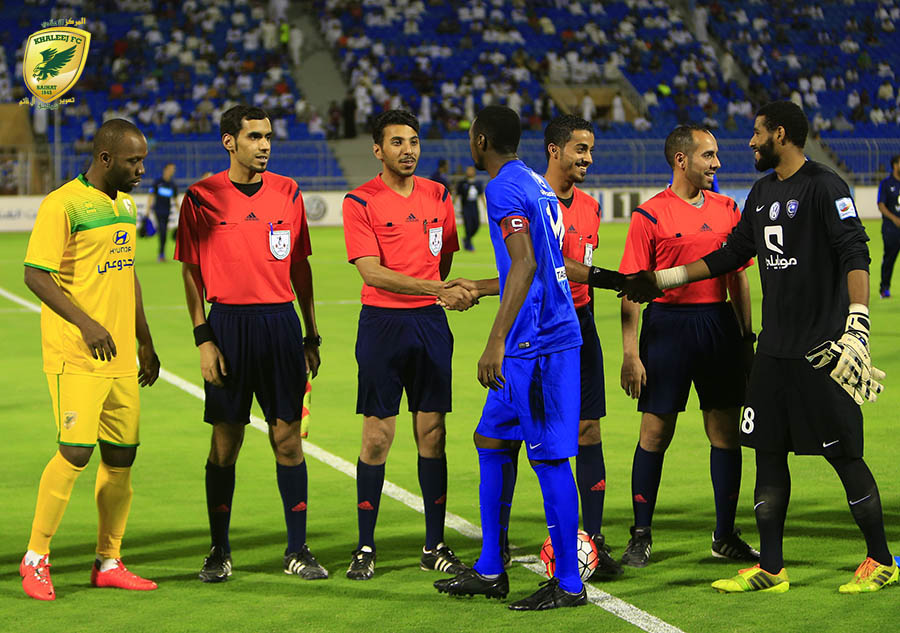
[476, 348, 580, 461]
[637, 302, 744, 415]
[204, 302, 307, 425]
[577, 304, 606, 421]
[355, 304, 453, 418]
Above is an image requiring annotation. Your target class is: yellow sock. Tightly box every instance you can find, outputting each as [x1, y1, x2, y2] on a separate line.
[27, 451, 86, 554]
[95, 462, 132, 560]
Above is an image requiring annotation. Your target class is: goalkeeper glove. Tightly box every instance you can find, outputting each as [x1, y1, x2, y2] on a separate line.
[805, 304, 885, 404]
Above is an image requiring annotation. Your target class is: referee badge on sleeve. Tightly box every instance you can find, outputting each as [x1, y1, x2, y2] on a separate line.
[429, 226, 443, 256]
[270, 229, 291, 260]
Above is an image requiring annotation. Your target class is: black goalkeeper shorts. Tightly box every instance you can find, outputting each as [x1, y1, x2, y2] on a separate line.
[741, 352, 863, 457]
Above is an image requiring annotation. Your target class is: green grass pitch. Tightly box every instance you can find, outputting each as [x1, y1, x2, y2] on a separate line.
[0, 220, 896, 633]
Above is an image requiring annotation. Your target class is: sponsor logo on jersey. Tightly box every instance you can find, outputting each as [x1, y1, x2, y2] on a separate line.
[786, 199, 799, 218]
[755, 204, 765, 213]
[769, 201, 780, 220]
[763, 225, 798, 270]
[555, 266, 567, 282]
[406, 212, 417, 222]
[700, 222, 712, 231]
[113, 230, 129, 245]
[244, 212, 259, 221]
[567, 224, 577, 233]
[835, 197, 857, 219]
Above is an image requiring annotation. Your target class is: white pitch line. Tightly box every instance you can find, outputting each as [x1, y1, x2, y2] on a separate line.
[2, 285, 682, 633]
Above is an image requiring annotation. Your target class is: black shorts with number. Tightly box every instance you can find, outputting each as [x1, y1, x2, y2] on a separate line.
[741, 352, 863, 457]
[576, 304, 606, 420]
[355, 304, 453, 419]
[204, 302, 307, 425]
[637, 302, 745, 414]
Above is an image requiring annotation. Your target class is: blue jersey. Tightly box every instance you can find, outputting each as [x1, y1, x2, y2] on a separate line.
[878, 175, 900, 235]
[485, 160, 581, 358]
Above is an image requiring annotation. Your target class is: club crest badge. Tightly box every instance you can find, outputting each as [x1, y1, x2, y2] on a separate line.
[786, 199, 799, 218]
[429, 226, 443, 256]
[23, 27, 91, 104]
[269, 229, 291, 260]
[63, 411, 77, 429]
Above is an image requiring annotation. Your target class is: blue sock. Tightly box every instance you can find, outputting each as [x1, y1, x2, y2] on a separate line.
[418, 455, 447, 550]
[533, 460, 582, 594]
[473, 448, 511, 576]
[498, 448, 519, 556]
[276, 461, 308, 554]
[576, 442, 606, 536]
[356, 459, 385, 550]
[205, 461, 235, 552]
[631, 444, 665, 528]
[710, 446, 742, 540]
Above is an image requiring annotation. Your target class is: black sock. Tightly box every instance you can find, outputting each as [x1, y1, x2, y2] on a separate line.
[710, 446, 742, 540]
[631, 444, 664, 528]
[576, 442, 606, 536]
[418, 455, 447, 550]
[827, 456, 893, 566]
[753, 451, 791, 574]
[205, 460, 235, 552]
[276, 461, 308, 555]
[356, 458, 385, 550]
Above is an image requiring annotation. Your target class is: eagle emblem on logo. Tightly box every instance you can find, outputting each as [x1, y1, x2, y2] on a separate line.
[32, 45, 76, 80]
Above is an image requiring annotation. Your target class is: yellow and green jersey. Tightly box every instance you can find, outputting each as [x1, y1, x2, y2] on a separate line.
[25, 175, 138, 377]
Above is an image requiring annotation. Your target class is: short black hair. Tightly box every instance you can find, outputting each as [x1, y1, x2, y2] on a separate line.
[372, 109, 419, 145]
[92, 119, 143, 157]
[472, 105, 521, 155]
[220, 105, 268, 139]
[544, 114, 593, 161]
[755, 101, 808, 149]
[664, 124, 710, 168]
[891, 154, 900, 169]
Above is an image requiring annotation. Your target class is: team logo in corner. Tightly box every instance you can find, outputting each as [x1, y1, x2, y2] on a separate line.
[429, 226, 443, 256]
[269, 229, 291, 260]
[23, 27, 91, 104]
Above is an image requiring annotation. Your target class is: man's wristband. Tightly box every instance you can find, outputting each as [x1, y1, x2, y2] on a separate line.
[587, 266, 625, 290]
[743, 332, 757, 343]
[303, 335, 322, 347]
[194, 323, 215, 347]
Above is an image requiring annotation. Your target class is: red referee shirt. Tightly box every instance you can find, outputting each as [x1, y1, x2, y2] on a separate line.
[560, 186, 601, 309]
[174, 171, 312, 304]
[343, 175, 459, 308]
[619, 187, 751, 304]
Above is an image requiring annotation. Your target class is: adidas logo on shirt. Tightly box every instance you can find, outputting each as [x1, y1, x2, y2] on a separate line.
[567, 224, 578, 233]
[406, 213, 417, 222]
[245, 212, 259, 221]
[700, 223, 712, 231]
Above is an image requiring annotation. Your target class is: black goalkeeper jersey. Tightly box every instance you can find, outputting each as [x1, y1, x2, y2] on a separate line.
[704, 160, 870, 359]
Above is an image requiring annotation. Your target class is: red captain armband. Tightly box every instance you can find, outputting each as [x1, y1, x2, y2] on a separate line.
[500, 215, 529, 239]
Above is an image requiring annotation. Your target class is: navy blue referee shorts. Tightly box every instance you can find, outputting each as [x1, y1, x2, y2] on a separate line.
[355, 304, 453, 419]
[204, 302, 306, 425]
[576, 303, 606, 421]
[637, 302, 744, 415]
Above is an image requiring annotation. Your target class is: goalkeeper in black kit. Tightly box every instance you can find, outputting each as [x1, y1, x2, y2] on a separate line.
[640, 101, 896, 594]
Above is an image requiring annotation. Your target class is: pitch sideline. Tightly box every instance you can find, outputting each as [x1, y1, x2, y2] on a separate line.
[0, 285, 684, 633]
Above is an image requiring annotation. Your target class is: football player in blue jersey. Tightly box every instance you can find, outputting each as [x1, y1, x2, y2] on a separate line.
[434, 105, 588, 610]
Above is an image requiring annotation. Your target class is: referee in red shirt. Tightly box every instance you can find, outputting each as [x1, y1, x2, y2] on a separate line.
[342, 110, 474, 581]
[618, 124, 759, 568]
[175, 105, 326, 582]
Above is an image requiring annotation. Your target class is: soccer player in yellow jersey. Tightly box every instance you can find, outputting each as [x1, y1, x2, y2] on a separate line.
[19, 119, 161, 601]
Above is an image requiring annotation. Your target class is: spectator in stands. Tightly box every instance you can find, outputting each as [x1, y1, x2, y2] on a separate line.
[832, 111, 854, 132]
[343, 91, 357, 139]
